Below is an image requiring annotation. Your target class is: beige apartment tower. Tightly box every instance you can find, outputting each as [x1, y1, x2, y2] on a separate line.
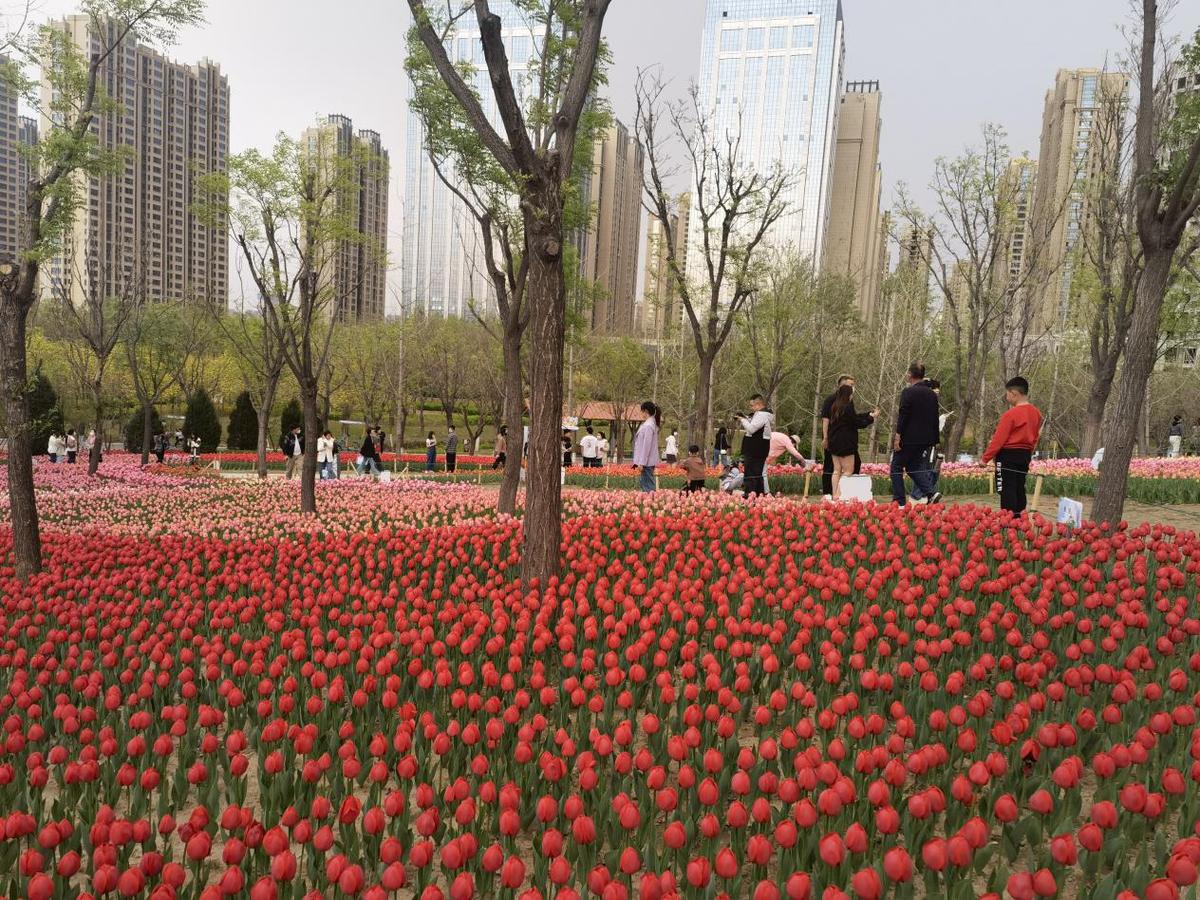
[1030, 68, 1126, 326]
[579, 120, 643, 335]
[43, 17, 229, 307]
[824, 81, 885, 320]
[642, 193, 690, 341]
[0, 55, 36, 266]
[302, 115, 390, 323]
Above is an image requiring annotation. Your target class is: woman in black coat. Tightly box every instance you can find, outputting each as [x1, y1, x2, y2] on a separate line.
[826, 385, 877, 499]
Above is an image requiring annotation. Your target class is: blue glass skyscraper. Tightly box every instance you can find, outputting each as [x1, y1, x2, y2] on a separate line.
[691, 0, 845, 264]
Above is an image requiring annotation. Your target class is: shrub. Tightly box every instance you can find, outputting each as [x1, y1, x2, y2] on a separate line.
[124, 406, 163, 454]
[226, 391, 259, 452]
[184, 389, 222, 453]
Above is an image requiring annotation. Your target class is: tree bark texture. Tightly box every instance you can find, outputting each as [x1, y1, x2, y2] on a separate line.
[520, 204, 566, 585]
[1092, 249, 1176, 524]
[499, 321, 523, 517]
[0, 299, 42, 577]
[141, 403, 154, 466]
[301, 386, 320, 514]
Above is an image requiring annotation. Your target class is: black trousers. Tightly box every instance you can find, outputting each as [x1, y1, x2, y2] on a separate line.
[995, 448, 1032, 515]
[492, 453, 506, 469]
[743, 456, 767, 497]
[822, 450, 861, 495]
[446, 452, 457, 472]
[686, 479, 705, 493]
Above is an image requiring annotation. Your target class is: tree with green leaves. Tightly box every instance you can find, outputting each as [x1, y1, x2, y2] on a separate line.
[636, 73, 794, 450]
[124, 405, 162, 455]
[225, 390, 258, 452]
[124, 302, 190, 466]
[198, 131, 381, 514]
[406, 0, 612, 582]
[212, 306, 286, 478]
[45, 251, 143, 475]
[1094, 11, 1200, 524]
[578, 337, 651, 461]
[0, 0, 204, 577]
[27, 369, 64, 457]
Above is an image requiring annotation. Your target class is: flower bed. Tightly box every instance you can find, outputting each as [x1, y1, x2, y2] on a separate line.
[2, 470, 1200, 897]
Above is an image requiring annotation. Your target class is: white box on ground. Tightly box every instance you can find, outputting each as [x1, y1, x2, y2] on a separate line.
[840, 475, 873, 502]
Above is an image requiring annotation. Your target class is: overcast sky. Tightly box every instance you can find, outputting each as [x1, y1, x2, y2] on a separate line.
[16, 0, 1200, 306]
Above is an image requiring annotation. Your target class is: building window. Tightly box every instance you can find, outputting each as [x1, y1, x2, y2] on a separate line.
[720, 28, 742, 52]
[792, 25, 814, 48]
[745, 27, 764, 51]
[769, 26, 787, 50]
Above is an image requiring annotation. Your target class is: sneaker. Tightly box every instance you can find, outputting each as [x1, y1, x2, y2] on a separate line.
[930, 491, 943, 505]
[910, 495, 930, 506]
[822, 494, 834, 502]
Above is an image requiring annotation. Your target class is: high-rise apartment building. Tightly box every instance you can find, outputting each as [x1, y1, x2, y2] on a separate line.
[642, 193, 691, 341]
[691, 0, 845, 270]
[0, 55, 36, 266]
[42, 17, 229, 307]
[1002, 157, 1038, 284]
[824, 80, 884, 319]
[579, 120, 643, 335]
[301, 115, 390, 323]
[401, 2, 536, 319]
[1029, 68, 1126, 326]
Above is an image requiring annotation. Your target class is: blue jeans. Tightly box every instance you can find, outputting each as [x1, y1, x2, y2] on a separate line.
[320, 461, 334, 480]
[639, 466, 656, 492]
[425, 448, 436, 471]
[891, 444, 936, 504]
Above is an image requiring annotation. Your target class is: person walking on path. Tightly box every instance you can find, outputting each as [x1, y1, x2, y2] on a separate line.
[1168, 415, 1184, 458]
[493, 426, 508, 470]
[597, 432, 610, 465]
[713, 426, 731, 468]
[738, 394, 774, 498]
[358, 429, 381, 477]
[890, 363, 940, 506]
[579, 426, 601, 468]
[282, 425, 303, 479]
[826, 385, 878, 499]
[821, 375, 860, 499]
[317, 430, 336, 480]
[425, 432, 437, 471]
[681, 444, 707, 492]
[187, 433, 201, 466]
[664, 430, 679, 464]
[445, 426, 459, 473]
[633, 401, 661, 492]
[981, 376, 1043, 515]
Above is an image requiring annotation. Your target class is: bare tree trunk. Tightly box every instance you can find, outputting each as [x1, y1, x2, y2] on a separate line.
[1081, 374, 1115, 458]
[300, 385, 320, 514]
[691, 350, 714, 452]
[1093, 250, 1175, 523]
[0, 302, 41, 577]
[255, 378, 278, 481]
[499, 322, 523, 516]
[141, 403, 154, 466]
[88, 376, 104, 476]
[809, 349, 825, 455]
[521, 217, 565, 585]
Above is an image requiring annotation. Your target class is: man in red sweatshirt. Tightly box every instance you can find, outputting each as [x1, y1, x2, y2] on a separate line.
[981, 376, 1042, 515]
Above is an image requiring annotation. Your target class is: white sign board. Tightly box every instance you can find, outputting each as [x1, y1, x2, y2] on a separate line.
[1056, 497, 1084, 529]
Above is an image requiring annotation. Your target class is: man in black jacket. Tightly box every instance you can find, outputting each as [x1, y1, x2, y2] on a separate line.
[891, 363, 941, 506]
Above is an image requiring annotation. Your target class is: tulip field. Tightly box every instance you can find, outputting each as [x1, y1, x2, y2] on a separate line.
[6, 458, 1200, 899]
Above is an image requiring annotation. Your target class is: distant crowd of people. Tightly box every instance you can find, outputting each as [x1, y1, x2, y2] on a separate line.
[624, 362, 1044, 516]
